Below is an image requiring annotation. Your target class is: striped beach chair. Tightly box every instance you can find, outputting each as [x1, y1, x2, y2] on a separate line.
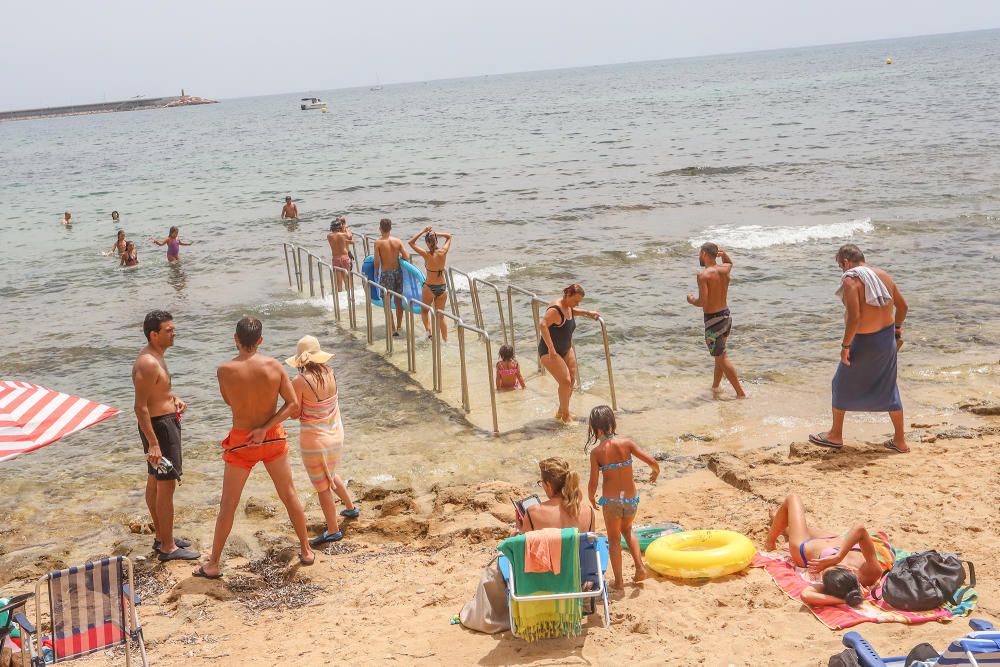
[19, 557, 147, 666]
[844, 618, 1000, 666]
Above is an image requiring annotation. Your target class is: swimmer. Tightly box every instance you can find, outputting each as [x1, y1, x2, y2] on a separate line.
[407, 225, 453, 341]
[152, 226, 192, 263]
[495, 344, 526, 390]
[106, 230, 127, 257]
[327, 217, 353, 291]
[111, 210, 121, 225]
[61, 211, 72, 226]
[120, 240, 138, 267]
[281, 196, 298, 221]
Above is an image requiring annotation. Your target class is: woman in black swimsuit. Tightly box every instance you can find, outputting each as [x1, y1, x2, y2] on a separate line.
[408, 225, 453, 341]
[539, 283, 600, 423]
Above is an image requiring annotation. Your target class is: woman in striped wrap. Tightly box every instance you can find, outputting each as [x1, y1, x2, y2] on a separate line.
[286, 335, 359, 547]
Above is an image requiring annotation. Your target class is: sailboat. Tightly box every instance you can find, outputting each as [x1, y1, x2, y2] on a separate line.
[370, 74, 383, 92]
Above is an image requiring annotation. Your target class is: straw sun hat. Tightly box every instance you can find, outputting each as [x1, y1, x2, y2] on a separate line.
[285, 335, 334, 368]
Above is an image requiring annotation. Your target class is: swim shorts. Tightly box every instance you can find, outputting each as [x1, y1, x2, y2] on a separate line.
[333, 255, 352, 271]
[139, 414, 183, 480]
[380, 268, 403, 295]
[221, 425, 288, 470]
[704, 308, 733, 358]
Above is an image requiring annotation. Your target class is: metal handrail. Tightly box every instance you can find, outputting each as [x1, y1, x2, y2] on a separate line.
[369, 281, 416, 365]
[409, 297, 441, 391]
[282, 242, 297, 289]
[315, 259, 341, 322]
[351, 270, 375, 344]
[471, 276, 509, 346]
[446, 267, 473, 321]
[361, 234, 380, 259]
[456, 321, 499, 434]
[506, 284, 539, 358]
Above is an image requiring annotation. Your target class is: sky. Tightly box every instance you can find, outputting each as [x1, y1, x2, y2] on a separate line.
[2, 0, 999, 110]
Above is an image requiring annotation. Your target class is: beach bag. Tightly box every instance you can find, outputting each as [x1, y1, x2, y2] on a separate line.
[828, 648, 861, 667]
[874, 551, 975, 611]
[459, 556, 510, 634]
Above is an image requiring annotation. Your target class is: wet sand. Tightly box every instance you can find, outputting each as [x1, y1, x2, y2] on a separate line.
[3, 403, 997, 666]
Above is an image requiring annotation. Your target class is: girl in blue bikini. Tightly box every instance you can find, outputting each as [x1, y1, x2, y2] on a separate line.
[585, 405, 660, 589]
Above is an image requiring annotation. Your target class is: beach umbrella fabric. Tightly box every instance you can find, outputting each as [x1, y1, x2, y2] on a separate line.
[0, 380, 119, 463]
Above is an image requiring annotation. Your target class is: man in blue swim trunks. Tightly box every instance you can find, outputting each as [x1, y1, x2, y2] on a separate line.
[687, 243, 747, 398]
[374, 218, 410, 335]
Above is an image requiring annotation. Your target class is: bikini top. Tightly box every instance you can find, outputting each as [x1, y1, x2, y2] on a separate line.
[597, 434, 632, 471]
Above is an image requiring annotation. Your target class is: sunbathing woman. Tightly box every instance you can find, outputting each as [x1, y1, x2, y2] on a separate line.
[765, 493, 894, 607]
[152, 226, 192, 263]
[407, 225, 452, 341]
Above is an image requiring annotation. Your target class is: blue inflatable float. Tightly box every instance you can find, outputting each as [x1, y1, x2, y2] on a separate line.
[361, 255, 425, 313]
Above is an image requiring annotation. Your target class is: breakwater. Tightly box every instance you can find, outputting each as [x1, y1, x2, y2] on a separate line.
[0, 95, 217, 122]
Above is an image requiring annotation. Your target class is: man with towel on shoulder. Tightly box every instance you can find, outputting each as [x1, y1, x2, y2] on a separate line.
[810, 244, 910, 453]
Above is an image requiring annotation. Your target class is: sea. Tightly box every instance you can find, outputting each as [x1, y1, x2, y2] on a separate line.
[1, 29, 998, 561]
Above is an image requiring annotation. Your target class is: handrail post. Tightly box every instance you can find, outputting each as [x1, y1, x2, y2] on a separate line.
[307, 253, 316, 298]
[382, 289, 393, 354]
[506, 285, 516, 354]
[318, 260, 326, 300]
[598, 316, 618, 410]
[325, 264, 340, 321]
[531, 298, 543, 371]
[353, 271, 373, 344]
[483, 331, 498, 435]
[406, 302, 416, 372]
[457, 325, 469, 411]
[346, 269, 358, 329]
[283, 244, 293, 287]
[446, 268, 462, 320]
[473, 278, 508, 346]
[434, 307, 442, 391]
[296, 247, 305, 292]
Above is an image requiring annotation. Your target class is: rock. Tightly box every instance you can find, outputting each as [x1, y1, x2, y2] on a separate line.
[129, 518, 155, 535]
[958, 400, 1000, 416]
[678, 432, 716, 442]
[244, 498, 277, 519]
[359, 483, 413, 502]
[379, 496, 416, 517]
[702, 452, 754, 493]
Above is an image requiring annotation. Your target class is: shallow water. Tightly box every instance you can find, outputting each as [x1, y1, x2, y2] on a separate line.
[1, 30, 998, 561]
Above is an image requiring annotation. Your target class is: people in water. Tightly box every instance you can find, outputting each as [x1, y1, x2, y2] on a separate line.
[374, 218, 411, 335]
[408, 225, 453, 341]
[194, 317, 314, 579]
[111, 210, 121, 225]
[131, 310, 199, 562]
[538, 283, 599, 423]
[120, 240, 138, 267]
[107, 230, 127, 257]
[495, 344, 526, 390]
[61, 211, 72, 225]
[809, 244, 909, 453]
[517, 457, 593, 533]
[686, 243, 746, 398]
[281, 196, 299, 221]
[327, 217, 354, 291]
[152, 226, 192, 263]
[585, 405, 659, 590]
[286, 335, 359, 547]
[766, 493, 894, 607]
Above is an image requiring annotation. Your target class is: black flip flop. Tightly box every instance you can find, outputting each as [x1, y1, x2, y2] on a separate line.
[192, 565, 223, 580]
[883, 439, 910, 454]
[808, 433, 843, 449]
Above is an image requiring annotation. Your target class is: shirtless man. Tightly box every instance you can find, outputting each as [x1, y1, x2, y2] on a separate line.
[809, 244, 909, 453]
[132, 310, 199, 561]
[686, 243, 747, 398]
[374, 218, 411, 335]
[193, 317, 313, 578]
[327, 216, 353, 291]
[281, 196, 298, 220]
[61, 211, 72, 225]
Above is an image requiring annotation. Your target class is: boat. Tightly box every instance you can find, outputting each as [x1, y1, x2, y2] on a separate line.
[300, 97, 327, 111]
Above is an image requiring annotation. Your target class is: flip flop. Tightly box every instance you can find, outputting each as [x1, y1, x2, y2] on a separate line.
[808, 433, 843, 449]
[309, 530, 343, 547]
[340, 508, 360, 519]
[299, 553, 316, 566]
[191, 565, 223, 580]
[883, 440, 910, 454]
[157, 547, 201, 562]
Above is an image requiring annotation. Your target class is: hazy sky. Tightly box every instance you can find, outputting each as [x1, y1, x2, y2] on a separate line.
[3, 1, 998, 109]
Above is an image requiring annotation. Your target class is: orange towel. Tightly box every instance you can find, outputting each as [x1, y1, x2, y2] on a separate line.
[525, 528, 563, 574]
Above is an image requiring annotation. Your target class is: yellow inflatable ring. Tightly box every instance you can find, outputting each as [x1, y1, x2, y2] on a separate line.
[645, 530, 756, 579]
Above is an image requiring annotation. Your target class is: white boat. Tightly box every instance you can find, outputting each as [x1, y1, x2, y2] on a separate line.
[300, 97, 327, 111]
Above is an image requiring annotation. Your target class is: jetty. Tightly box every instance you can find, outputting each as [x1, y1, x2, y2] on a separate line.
[0, 91, 218, 122]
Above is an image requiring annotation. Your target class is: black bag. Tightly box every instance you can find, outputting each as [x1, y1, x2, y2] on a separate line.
[873, 550, 975, 612]
[828, 649, 861, 667]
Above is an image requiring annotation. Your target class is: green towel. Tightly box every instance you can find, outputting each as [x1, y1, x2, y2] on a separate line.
[499, 528, 582, 641]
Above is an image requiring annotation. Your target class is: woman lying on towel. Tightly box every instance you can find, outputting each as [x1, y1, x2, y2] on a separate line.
[765, 494, 894, 607]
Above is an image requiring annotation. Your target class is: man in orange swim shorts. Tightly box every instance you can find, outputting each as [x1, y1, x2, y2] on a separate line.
[193, 316, 315, 579]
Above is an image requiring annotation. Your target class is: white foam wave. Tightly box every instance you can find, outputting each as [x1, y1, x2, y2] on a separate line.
[690, 217, 873, 250]
[451, 262, 512, 292]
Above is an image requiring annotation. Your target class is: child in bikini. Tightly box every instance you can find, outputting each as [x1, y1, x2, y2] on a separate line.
[586, 405, 659, 589]
[495, 344, 526, 390]
[120, 240, 138, 267]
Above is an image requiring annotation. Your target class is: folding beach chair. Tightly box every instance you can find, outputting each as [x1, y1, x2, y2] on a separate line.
[498, 531, 611, 638]
[19, 557, 147, 666]
[844, 618, 1000, 666]
[1, 593, 34, 656]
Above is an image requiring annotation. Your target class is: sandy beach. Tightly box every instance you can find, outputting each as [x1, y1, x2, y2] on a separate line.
[3, 403, 996, 666]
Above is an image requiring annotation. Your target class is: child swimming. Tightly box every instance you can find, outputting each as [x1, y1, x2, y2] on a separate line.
[106, 230, 127, 257]
[120, 240, 138, 267]
[585, 405, 659, 589]
[495, 344, 526, 390]
[152, 226, 192, 262]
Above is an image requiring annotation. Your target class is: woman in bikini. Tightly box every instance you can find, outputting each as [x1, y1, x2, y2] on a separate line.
[765, 493, 894, 607]
[495, 344, 526, 390]
[538, 283, 600, 423]
[152, 226, 192, 263]
[106, 230, 127, 257]
[585, 405, 659, 590]
[517, 457, 593, 533]
[408, 225, 452, 341]
[286, 335, 359, 547]
[119, 240, 138, 267]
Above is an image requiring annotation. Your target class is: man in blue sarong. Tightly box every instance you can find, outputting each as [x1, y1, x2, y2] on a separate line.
[809, 244, 910, 453]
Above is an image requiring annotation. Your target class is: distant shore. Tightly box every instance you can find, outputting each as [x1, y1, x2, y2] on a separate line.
[0, 94, 217, 122]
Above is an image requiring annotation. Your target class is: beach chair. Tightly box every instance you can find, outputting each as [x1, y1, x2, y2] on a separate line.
[498, 531, 610, 638]
[1, 593, 34, 657]
[844, 618, 1000, 666]
[18, 556, 148, 667]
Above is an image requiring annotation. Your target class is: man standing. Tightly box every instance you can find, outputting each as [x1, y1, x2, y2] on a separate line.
[327, 216, 353, 291]
[193, 316, 313, 579]
[809, 244, 909, 453]
[281, 196, 298, 220]
[132, 310, 199, 561]
[374, 217, 411, 335]
[686, 243, 747, 398]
